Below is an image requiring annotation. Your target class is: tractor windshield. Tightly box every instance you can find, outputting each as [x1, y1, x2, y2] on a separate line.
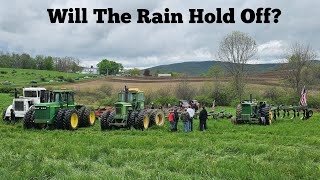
[24, 91, 37, 97]
[53, 92, 74, 103]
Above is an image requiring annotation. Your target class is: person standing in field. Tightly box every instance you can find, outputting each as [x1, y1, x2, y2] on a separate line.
[10, 109, 15, 124]
[199, 106, 208, 131]
[173, 108, 179, 131]
[168, 110, 175, 131]
[181, 108, 190, 132]
[187, 106, 195, 132]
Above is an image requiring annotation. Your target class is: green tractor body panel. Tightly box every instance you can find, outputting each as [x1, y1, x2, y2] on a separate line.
[33, 90, 80, 124]
[114, 102, 132, 122]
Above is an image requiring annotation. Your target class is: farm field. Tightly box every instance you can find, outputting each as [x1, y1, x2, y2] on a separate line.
[1, 70, 320, 179]
[0, 107, 319, 179]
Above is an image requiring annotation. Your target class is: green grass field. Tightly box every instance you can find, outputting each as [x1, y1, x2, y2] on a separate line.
[0, 68, 98, 87]
[0, 106, 319, 179]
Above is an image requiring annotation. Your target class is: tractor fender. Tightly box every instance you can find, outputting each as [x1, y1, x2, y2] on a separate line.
[4, 105, 13, 118]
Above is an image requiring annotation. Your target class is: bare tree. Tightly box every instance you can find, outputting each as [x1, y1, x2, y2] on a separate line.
[217, 31, 257, 101]
[284, 42, 317, 95]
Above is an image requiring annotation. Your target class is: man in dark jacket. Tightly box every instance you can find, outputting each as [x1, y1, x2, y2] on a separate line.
[181, 108, 190, 132]
[199, 106, 208, 131]
[173, 108, 179, 131]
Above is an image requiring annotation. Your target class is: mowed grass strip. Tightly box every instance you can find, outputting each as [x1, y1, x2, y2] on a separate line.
[0, 112, 320, 179]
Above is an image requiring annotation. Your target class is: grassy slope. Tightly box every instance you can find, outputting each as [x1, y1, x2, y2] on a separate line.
[0, 68, 97, 87]
[0, 106, 319, 179]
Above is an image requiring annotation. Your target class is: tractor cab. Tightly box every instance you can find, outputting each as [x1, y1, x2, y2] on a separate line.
[113, 87, 145, 123]
[49, 90, 75, 106]
[117, 87, 145, 111]
[34, 90, 76, 124]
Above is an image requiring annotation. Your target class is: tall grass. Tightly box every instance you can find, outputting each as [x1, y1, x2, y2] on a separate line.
[0, 106, 319, 179]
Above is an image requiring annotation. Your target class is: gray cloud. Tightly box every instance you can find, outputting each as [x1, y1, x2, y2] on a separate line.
[0, 0, 319, 68]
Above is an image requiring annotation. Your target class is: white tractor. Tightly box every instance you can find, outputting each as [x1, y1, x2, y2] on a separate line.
[2, 87, 47, 121]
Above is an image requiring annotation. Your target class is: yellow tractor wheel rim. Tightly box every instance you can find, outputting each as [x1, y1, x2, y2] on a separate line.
[156, 113, 164, 126]
[71, 113, 78, 129]
[143, 115, 149, 129]
[89, 111, 95, 125]
[155, 114, 160, 125]
[269, 111, 273, 124]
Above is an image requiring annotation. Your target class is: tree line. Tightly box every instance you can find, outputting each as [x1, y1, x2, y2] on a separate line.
[0, 52, 82, 73]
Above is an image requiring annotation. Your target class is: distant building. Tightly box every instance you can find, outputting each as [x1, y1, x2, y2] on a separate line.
[158, 74, 172, 77]
[81, 66, 99, 74]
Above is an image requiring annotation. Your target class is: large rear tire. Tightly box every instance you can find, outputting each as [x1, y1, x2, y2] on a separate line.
[101, 111, 111, 130]
[23, 107, 35, 129]
[63, 109, 79, 130]
[136, 110, 149, 130]
[56, 109, 67, 129]
[149, 110, 165, 127]
[78, 106, 96, 127]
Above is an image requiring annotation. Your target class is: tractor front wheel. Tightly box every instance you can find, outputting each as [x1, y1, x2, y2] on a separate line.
[261, 106, 271, 125]
[63, 109, 79, 130]
[2, 110, 6, 121]
[128, 111, 138, 129]
[56, 109, 67, 129]
[23, 107, 35, 129]
[101, 111, 111, 130]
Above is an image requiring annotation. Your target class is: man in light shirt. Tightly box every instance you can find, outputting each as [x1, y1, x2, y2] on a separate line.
[187, 106, 195, 132]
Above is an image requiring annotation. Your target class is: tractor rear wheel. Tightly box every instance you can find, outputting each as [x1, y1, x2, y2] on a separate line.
[128, 111, 138, 129]
[101, 111, 111, 130]
[149, 110, 165, 127]
[261, 106, 271, 125]
[78, 107, 96, 127]
[23, 107, 35, 129]
[63, 109, 79, 130]
[56, 109, 67, 129]
[136, 110, 150, 130]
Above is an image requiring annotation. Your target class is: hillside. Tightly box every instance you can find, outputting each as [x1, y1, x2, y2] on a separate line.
[148, 61, 283, 76]
[0, 68, 98, 87]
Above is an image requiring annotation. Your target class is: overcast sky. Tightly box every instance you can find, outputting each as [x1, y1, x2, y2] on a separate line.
[0, 0, 319, 68]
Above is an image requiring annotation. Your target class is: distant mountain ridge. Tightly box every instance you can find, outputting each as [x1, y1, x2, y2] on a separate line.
[148, 61, 284, 76]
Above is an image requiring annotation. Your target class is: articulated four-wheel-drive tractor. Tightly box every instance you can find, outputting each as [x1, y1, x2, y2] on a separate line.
[23, 89, 96, 130]
[232, 96, 273, 125]
[101, 86, 165, 131]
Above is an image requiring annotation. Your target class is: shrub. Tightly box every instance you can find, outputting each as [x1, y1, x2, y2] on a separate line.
[57, 76, 64, 80]
[66, 77, 75, 83]
[0, 71, 7, 74]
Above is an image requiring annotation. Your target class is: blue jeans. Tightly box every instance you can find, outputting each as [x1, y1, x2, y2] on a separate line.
[182, 121, 190, 132]
[170, 121, 175, 130]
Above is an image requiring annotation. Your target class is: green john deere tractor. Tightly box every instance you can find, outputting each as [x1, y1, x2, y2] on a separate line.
[101, 86, 165, 131]
[232, 96, 273, 125]
[23, 89, 96, 130]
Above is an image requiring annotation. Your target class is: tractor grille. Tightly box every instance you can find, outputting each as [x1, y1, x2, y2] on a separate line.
[14, 101, 24, 111]
[241, 114, 250, 121]
[35, 108, 50, 120]
[116, 107, 121, 114]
